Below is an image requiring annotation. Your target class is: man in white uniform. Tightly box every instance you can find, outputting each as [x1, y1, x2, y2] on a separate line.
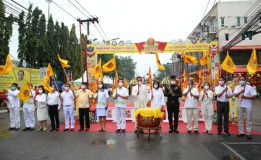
[61, 84, 75, 131]
[22, 84, 36, 131]
[7, 83, 20, 130]
[183, 79, 199, 134]
[234, 76, 257, 139]
[113, 79, 129, 133]
[132, 76, 148, 129]
[215, 77, 233, 136]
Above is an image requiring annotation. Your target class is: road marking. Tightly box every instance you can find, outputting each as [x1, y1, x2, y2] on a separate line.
[221, 142, 246, 160]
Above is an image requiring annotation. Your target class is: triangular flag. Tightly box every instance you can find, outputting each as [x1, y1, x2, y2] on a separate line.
[18, 83, 31, 102]
[94, 58, 102, 79]
[221, 52, 236, 74]
[156, 53, 165, 71]
[46, 63, 54, 78]
[247, 48, 259, 75]
[102, 56, 116, 72]
[183, 53, 198, 64]
[198, 70, 202, 92]
[58, 54, 70, 68]
[199, 51, 208, 66]
[5, 54, 13, 71]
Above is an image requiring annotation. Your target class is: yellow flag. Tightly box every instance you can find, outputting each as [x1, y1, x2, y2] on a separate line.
[115, 70, 119, 88]
[199, 51, 208, 66]
[44, 77, 52, 93]
[92, 78, 98, 93]
[148, 67, 153, 89]
[183, 53, 198, 64]
[18, 83, 31, 102]
[221, 52, 236, 74]
[5, 54, 13, 71]
[94, 58, 102, 79]
[58, 54, 70, 68]
[198, 70, 202, 92]
[247, 48, 259, 75]
[156, 53, 165, 71]
[183, 69, 187, 90]
[0, 65, 8, 75]
[46, 63, 54, 78]
[102, 56, 116, 72]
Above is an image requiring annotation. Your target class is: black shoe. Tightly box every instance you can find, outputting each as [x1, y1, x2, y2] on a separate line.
[194, 130, 199, 134]
[98, 129, 103, 132]
[78, 129, 84, 132]
[30, 128, 34, 131]
[134, 130, 137, 133]
[63, 129, 69, 132]
[217, 131, 221, 135]
[187, 130, 192, 134]
[14, 128, 20, 131]
[236, 134, 245, 137]
[116, 129, 121, 133]
[122, 129, 126, 133]
[169, 129, 173, 133]
[23, 127, 31, 131]
[8, 127, 15, 130]
[70, 128, 74, 131]
[85, 128, 89, 131]
[174, 130, 179, 134]
[55, 128, 59, 131]
[225, 132, 230, 136]
[49, 129, 55, 132]
[246, 135, 253, 140]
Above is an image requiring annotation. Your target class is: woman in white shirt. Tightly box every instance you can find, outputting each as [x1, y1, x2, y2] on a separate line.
[199, 82, 214, 134]
[35, 86, 48, 131]
[94, 82, 109, 132]
[149, 81, 165, 110]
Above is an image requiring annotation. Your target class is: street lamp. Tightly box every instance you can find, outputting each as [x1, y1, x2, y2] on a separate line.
[45, 0, 52, 19]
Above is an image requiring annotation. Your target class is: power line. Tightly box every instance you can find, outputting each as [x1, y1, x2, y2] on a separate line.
[52, 0, 77, 20]
[97, 23, 109, 40]
[93, 23, 106, 41]
[73, 0, 93, 17]
[66, 0, 90, 18]
[202, 0, 212, 19]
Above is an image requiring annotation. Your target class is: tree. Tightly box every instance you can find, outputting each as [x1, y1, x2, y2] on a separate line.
[0, 0, 14, 64]
[17, 11, 26, 66]
[37, 14, 47, 67]
[156, 64, 172, 82]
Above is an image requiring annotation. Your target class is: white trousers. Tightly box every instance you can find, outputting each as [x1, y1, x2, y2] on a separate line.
[202, 104, 213, 132]
[63, 105, 74, 129]
[238, 107, 252, 135]
[186, 108, 198, 131]
[116, 107, 126, 129]
[9, 107, 20, 128]
[23, 107, 35, 128]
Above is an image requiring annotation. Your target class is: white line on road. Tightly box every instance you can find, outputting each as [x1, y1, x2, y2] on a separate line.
[221, 142, 246, 160]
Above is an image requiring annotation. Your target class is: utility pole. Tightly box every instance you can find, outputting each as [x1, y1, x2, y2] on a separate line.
[46, 0, 52, 18]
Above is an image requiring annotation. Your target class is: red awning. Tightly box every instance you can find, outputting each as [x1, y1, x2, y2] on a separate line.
[234, 65, 261, 73]
[225, 45, 261, 50]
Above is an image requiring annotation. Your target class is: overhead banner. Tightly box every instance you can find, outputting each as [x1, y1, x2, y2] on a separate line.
[87, 38, 218, 54]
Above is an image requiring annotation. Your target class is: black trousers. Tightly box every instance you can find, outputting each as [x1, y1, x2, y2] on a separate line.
[79, 108, 90, 129]
[48, 105, 60, 129]
[167, 101, 180, 130]
[217, 101, 229, 133]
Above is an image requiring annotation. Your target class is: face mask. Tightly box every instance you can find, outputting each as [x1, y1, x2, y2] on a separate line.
[204, 85, 209, 90]
[138, 81, 142, 85]
[154, 84, 159, 89]
[51, 87, 55, 91]
[98, 84, 103, 89]
[81, 85, 86, 89]
[65, 87, 69, 91]
[38, 89, 43, 94]
[118, 82, 123, 87]
[239, 80, 246, 85]
[11, 86, 16, 91]
[219, 81, 224, 85]
[170, 81, 176, 85]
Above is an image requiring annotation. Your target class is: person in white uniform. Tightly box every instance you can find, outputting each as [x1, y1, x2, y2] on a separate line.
[22, 84, 36, 131]
[113, 79, 129, 133]
[199, 82, 214, 134]
[61, 84, 75, 131]
[183, 79, 199, 134]
[132, 76, 149, 129]
[7, 83, 20, 130]
[35, 86, 48, 131]
[234, 76, 257, 139]
[47, 85, 61, 131]
[215, 77, 233, 136]
[94, 82, 109, 132]
[149, 81, 165, 110]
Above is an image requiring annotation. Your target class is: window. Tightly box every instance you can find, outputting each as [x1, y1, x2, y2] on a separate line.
[236, 17, 241, 26]
[244, 17, 248, 24]
[220, 17, 225, 27]
[225, 33, 229, 41]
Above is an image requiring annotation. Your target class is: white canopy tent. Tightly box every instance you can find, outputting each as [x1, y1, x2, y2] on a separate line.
[74, 71, 113, 84]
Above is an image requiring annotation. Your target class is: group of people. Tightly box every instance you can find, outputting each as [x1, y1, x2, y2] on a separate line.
[6, 75, 257, 139]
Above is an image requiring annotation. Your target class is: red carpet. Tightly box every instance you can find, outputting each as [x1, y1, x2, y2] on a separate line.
[59, 120, 261, 135]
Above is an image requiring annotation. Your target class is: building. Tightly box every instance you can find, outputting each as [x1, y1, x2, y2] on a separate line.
[188, 0, 261, 85]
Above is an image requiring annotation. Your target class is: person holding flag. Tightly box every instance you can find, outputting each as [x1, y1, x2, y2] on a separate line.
[7, 83, 20, 130]
[21, 84, 36, 131]
[234, 76, 257, 139]
[113, 78, 129, 133]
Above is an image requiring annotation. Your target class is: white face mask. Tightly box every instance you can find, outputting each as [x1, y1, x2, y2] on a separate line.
[154, 84, 159, 89]
[38, 89, 43, 94]
[219, 81, 224, 85]
[118, 82, 123, 87]
[98, 84, 103, 89]
[239, 80, 246, 86]
[170, 81, 176, 85]
[65, 87, 69, 91]
[204, 85, 209, 90]
[138, 81, 142, 85]
[81, 85, 86, 89]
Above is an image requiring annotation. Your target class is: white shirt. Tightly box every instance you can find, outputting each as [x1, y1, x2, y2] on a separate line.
[36, 94, 47, 108]
[132, 84, 148, 108]
[47, 91, 60, 105]
[199, 90, 213, 106]
[215, 85, 232, 102]
[234, 84, 257, 108]
[113, 87, 129, 108]
[7, 89, 20, 108]
[23, 90, 36, 108]
[95, 89, 109, 109]
[183, 87, 199, 108]
[61, 91, 75, 106]
[149, 88, 165, 108]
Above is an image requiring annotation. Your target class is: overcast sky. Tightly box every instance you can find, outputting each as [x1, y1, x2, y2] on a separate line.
[7, 0, 234, 76]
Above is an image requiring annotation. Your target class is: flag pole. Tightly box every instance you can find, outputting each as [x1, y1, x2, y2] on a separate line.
[12, 68, 20, 87]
